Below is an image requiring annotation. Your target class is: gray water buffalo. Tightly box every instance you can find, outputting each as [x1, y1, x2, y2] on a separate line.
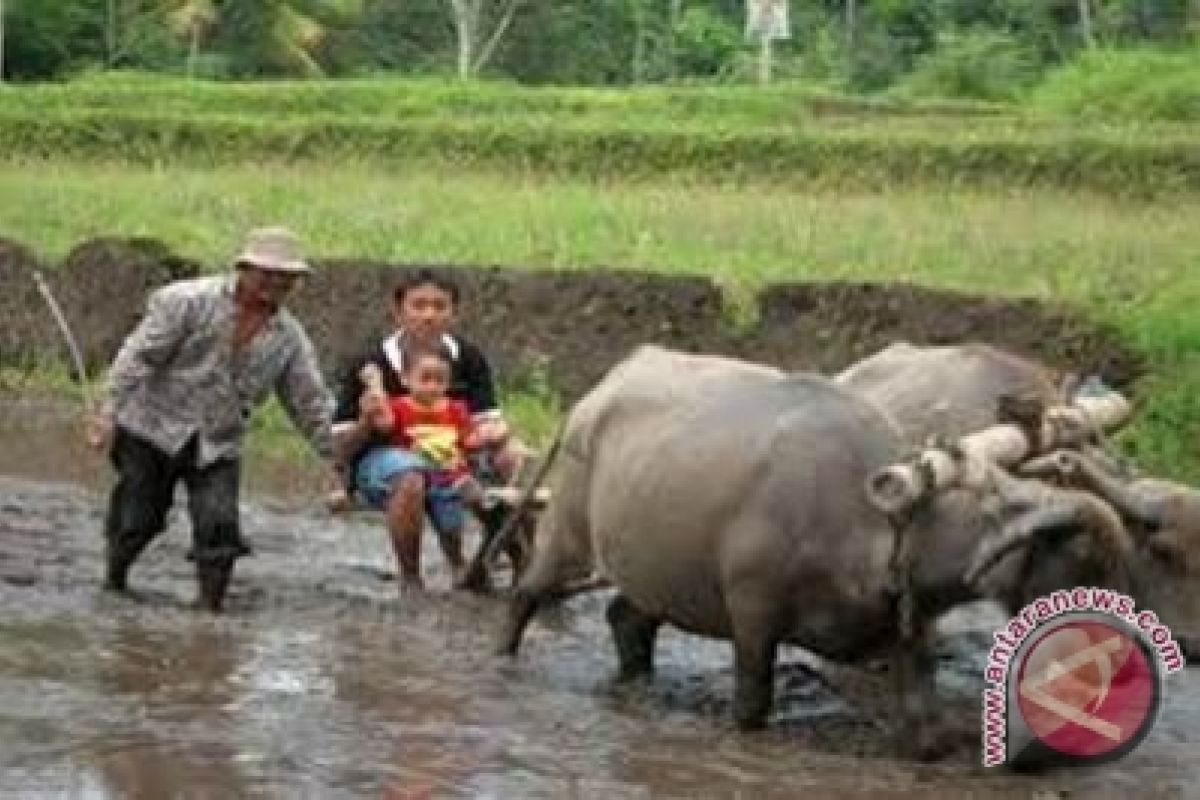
[840, 342, 1200, 657]
[835, 342, 1063, 445]
[499, 345, 1139, 751]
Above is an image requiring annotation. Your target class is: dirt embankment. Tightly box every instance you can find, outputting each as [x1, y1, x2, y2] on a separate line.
[0, 237, 1142, 401]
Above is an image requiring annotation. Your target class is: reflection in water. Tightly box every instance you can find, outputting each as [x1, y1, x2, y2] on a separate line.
[91, 623, 252, 800]
[331, 619, 486, 799]
[103, 623, 238, 702]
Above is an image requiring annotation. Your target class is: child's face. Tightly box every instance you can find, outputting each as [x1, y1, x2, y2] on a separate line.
[406, 355, 451, 404]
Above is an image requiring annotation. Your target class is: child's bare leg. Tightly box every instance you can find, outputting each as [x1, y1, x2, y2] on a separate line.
[385, 472, 426, 592]
[438, 478, 485, 588]
[440, 526, 466, 576]
[450, 478, 489, 590]
[458, 476, 485, 508]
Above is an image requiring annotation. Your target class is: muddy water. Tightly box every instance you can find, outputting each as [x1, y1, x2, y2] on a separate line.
[1, 408, 1197, 799]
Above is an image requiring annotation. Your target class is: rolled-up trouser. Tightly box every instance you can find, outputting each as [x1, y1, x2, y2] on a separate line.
[105, 428, 249, 574]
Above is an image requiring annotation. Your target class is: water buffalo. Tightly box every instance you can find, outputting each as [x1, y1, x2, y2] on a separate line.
[835, 342, 1064, 445]
[499, 345, 1137, 753]
[840, 342, 1200, 658]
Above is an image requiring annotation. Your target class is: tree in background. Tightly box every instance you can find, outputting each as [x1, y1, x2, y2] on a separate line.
[2, 0, 106, 79]
[167, 0, 217, 76]
[446, 0, 526, 78]
[336, 0, 451, 75]
[206, 0, 362, 77]
[1078, 0, 1097, 46]
[0, 0, 1196, 90]
[902, 27, 1039, 100]
[3, 0, 362, 79]
[674, 4, 743, 78]
[104, 1, 160, 66]
[497, 1, 642, 85]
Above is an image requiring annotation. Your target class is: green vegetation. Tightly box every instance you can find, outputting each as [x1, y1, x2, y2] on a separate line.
[4, 2, 1199, 483]
[0, 72, 1008, 124]
[5, 0, 1199, 98]
[899, 30, 1041, 102]
[1, 160, 1197, 480]
[1, 75, 1199, 197]
[1030, 48, 1200, 122]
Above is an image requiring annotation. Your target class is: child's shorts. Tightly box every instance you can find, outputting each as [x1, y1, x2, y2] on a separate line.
[425, 484, 466, 537]
[355, 446, 428, 509]
[355, 445, 466, 534]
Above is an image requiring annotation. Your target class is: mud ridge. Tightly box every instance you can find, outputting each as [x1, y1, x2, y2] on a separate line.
[0, 237, 1142, 402]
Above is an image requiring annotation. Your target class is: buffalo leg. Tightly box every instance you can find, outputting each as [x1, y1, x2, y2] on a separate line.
[731, 625, 778, 731]
[606, 594, 661, 681]
[891, 639, 946, 760]
[499, 588, 541, 656]
[498, 478, 593, 656]
[499, 571, 607, 656]
[498, 554, 560, 656]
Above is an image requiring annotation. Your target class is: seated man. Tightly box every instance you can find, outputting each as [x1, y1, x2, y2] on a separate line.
[333, 269, 518, 592]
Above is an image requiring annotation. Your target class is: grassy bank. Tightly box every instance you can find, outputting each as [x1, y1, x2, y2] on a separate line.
[1, 76, 1199, 196]
[0, 75, 1007, 126]
[2, 161, 1197, 481]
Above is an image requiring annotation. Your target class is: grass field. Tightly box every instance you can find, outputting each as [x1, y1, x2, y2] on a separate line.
[0, 74, 998, 122]
[3, 75, 1199, 197]
[2, 160, 1197, 480]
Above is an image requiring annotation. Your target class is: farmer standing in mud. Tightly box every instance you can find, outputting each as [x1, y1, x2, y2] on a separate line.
[86, 226, 341, 612]
[333, 268, 516, 592]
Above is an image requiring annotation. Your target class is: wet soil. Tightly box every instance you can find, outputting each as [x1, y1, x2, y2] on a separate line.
[0, 237, 1141, 403]
[1, 410, 1197, 799]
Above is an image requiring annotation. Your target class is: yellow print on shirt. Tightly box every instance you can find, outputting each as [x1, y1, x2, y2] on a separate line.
[408, 423, 463, 468]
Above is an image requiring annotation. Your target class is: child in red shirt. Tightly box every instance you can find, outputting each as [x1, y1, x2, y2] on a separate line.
[388, 385, 474, 488]
[366, 347, 483, 580]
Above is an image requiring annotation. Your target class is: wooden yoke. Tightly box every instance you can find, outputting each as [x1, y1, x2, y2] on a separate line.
[866, 385, 1133, 516]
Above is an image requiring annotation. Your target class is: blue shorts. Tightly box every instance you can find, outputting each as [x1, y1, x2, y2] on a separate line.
[425, 484, 466, 538]
[355, 446, 466, 534]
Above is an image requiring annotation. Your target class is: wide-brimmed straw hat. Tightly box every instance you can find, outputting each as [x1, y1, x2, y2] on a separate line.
[233, 226, 311, 275]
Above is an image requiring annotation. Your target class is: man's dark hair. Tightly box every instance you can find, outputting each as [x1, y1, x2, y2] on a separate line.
[393, 268, 461, 306]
